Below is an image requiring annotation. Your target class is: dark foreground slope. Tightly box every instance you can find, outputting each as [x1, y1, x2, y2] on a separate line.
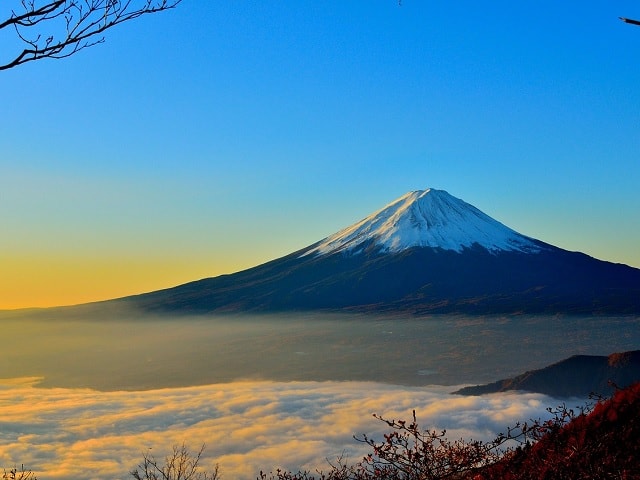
[261, 383, 640, 480]
[478, 383, 640, 480]
[454, 350, 640, 397]
[125, 243, 640, 315]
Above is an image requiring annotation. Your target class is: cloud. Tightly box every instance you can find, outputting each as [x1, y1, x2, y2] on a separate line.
[0, 379, 578, 480]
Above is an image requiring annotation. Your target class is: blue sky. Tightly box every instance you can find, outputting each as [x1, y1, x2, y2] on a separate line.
[1, 1, 639, 308]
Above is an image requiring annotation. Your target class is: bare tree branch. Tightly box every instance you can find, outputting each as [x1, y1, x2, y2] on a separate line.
[130, 443, 220, 480]
[620, 16, 640, 26]
[2, 464, 37, 480]
[1, 0, 182, 70]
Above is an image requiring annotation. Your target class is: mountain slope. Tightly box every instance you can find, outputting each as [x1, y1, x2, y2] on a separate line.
[125, 189, 640, 315]
[479, 382, 640, 480]
[453, 350, 640, 397]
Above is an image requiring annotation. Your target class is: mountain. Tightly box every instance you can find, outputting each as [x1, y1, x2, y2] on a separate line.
[125, 188, 640, 315]
[302, 189, 543, 256]
[453, 350, 640, 397]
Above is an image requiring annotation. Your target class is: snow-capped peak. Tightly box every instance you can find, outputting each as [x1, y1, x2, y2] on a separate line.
[302, 188, 543, 257]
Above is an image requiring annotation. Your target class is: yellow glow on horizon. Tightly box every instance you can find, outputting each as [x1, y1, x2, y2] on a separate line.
[0, 255, 249, 310]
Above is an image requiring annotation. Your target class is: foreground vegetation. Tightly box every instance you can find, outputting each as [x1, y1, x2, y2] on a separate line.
[259, 383, 640, 480]
[4, 383, 639, 480]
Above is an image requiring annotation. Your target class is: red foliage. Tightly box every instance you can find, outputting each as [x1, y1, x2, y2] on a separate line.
[479, 383, 640, 479]
[261, 384, 640, 480]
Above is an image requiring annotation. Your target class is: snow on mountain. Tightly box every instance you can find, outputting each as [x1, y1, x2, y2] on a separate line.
[303, 188, 544, 257]
[126, 187, 640, 315]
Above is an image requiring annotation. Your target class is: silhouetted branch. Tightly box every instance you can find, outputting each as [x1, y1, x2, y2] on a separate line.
[2, 465, 37, 480]
[130, 443, 219, 480]
[620, 16, 640, 26]
[1, 0, 181, 70]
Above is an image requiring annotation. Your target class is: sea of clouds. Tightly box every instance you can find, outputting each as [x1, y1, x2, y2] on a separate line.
[2, 312, 625, 479]
[0, 378, 573, 480]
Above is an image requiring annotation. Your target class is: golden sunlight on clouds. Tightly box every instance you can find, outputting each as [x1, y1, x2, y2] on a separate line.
[0, 379, 561, 480]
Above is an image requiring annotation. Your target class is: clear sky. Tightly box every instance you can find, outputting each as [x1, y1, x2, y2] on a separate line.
[1, 1, 639, 309]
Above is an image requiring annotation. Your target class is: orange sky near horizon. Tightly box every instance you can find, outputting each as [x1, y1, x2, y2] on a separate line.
[0, 255, 242, 310]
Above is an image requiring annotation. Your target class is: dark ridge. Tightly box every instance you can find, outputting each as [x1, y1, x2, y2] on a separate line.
[479, 382, 640, 479]
[124, 244, 640, 316]
[453, 350, 640, 397]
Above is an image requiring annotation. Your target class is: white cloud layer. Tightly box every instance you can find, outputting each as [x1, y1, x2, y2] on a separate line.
[0, 379, 572, 480]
